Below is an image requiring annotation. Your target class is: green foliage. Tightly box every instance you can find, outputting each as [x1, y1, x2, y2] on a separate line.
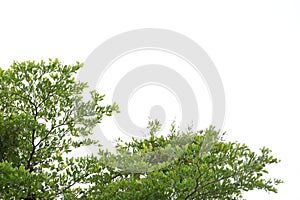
[0, 59, 282, 199]
[91, 126, 283, 200]
[0, 59, 119, 199]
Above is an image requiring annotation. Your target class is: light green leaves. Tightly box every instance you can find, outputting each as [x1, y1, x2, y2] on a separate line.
[0, 59, 117, 199]
[0, 59, 282, 199]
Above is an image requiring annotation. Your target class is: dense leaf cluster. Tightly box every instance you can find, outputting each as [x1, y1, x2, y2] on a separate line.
[0, 60, 282, 199]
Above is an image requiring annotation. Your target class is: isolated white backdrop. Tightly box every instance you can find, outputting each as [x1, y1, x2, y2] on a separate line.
[0, 1, 299, 199]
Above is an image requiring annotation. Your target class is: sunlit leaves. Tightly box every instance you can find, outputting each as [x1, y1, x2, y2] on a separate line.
[0, 59, 282, 199]
[0, 59, 118, 199]
[91, 127, 283, 200]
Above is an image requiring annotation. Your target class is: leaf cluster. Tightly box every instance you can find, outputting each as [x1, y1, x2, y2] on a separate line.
[0, 60, 282, 200]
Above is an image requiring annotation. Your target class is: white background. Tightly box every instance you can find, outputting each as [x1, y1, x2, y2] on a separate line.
[0, 1, 299, 199]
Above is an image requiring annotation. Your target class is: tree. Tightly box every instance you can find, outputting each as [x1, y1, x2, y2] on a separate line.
[0, 59, 119, 199]
[86, 125, 283, 200]
[0, 59, 282, 199]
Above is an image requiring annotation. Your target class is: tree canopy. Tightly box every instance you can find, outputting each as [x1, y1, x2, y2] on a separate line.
[0, 59, 282, 199]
